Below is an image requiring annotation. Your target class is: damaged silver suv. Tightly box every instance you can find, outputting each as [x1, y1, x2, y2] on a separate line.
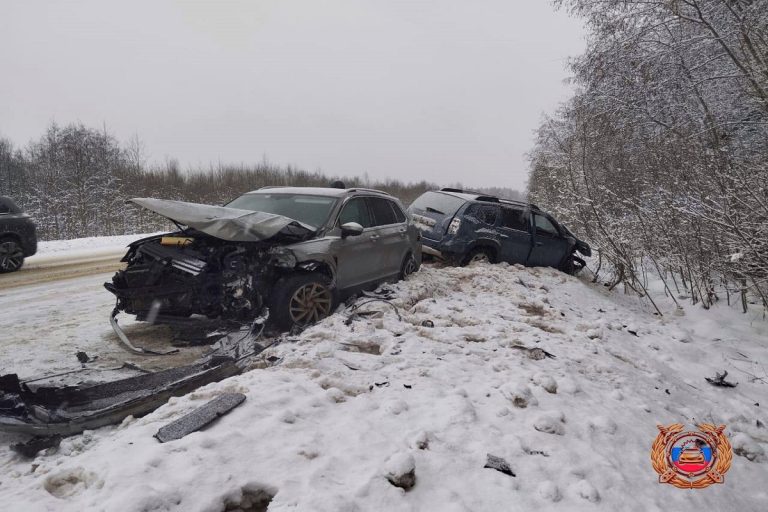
[105, 186, 421, 331]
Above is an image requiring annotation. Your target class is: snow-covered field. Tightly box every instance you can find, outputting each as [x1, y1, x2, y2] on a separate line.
[0, 259, 767, 511]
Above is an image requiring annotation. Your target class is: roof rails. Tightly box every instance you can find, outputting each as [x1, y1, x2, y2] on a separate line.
[438, 187, 538, 210]
[346, 187, 392, 196]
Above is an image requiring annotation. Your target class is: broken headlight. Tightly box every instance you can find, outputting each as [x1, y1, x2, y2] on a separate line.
[448, 217, 462, 235]
[268, 246, 297, 268]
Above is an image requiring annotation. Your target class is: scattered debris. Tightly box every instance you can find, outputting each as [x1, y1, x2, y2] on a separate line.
[222, 485, 276, 512]
[110, 308, 181, 355]
[11, 435, 63, 458]
[421, 319, 435, 328]
[155, 393, 246, 443]
[706, 371, 738, 388]
[384, 453, 416, 491]
[484, 454, 516, 477]
[523, 447, 549, 457]
[339, 341, 381, 355]
[510, 344, 556, 360]
[347, 298, 402, 321]
[626, 329, 638, 337]
[75, 351, 91, 364]
[0, 357, 242, 437]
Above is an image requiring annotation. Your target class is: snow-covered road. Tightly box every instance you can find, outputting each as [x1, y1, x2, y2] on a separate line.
[0, 233, 158, 289]
[0, 271, 208, 383]
[0, 261, 767, 511]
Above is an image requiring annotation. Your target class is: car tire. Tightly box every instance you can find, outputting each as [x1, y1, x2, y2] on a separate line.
[269, 272, 337, 331]
[562, 255, 586, 275]
[399, 252, 419, 280]
[0, 237, 25, 274]
[461, 247, 495, 266]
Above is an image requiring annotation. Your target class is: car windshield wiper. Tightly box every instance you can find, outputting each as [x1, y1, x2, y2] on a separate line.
[426, 206, 445, 215]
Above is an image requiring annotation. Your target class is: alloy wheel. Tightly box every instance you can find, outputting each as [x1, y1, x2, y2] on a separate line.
[288, 282, 332, 325]
[402, 255, 418, 278]
[0, 241, 24, 272]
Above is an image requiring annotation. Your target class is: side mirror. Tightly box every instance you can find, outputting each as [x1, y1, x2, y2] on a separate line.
[340, 222, 364, 238]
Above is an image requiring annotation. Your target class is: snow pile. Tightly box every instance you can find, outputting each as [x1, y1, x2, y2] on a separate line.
[1, 262, 767, 511]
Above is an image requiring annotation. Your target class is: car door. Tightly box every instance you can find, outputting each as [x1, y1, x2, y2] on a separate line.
[333, 197, 378, 290]
[496, 206, 532, 264]
[366, 196, 403, 278]
[527, 213, 570, 268]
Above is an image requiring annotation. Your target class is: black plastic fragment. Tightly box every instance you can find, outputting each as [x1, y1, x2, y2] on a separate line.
[706, 371, 737, 388]
[155, 392, 246, 443]
[11, 435, 63, 458]
[484, 454, 516, 477]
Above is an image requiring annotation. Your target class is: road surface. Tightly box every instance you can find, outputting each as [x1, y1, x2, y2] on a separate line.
[0, 270, 207, 384]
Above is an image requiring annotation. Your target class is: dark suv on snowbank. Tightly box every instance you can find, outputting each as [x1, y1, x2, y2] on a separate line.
[407, 188, 590, 273]
[0, 196, 37, 273]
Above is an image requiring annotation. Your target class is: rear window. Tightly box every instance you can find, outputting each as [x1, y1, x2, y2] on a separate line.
[500, 207, 528, 231]
[390, 201, 407, 223]
[465, 204, 498, 225]
[368, 197, 398, 226]
[410, 192, 466, 217]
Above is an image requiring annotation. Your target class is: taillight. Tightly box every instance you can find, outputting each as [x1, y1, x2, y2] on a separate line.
[448, 217, 461, 234]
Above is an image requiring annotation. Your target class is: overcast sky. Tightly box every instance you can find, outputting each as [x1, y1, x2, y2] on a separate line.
[1, 1, 584, 190]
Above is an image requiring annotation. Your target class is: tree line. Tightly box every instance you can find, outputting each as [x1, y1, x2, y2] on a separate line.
[1, 122, 521, 240]
[528, 0, 768, 312]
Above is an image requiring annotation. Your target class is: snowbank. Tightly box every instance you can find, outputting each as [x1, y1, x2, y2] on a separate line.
[25, 234, 157, 269]
[0, 262, 766, 511]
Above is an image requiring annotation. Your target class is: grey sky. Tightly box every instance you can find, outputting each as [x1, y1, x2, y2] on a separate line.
[1, 1, 584, 190]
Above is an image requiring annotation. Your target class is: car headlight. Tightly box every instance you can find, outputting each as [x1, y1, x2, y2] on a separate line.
[268, 247, 297, 268]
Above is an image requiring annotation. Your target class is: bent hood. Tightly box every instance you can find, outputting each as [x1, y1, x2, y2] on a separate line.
[129, 198, 315, 242]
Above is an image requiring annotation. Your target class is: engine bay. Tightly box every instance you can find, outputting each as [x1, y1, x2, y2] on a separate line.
[105, 233, 279, 322]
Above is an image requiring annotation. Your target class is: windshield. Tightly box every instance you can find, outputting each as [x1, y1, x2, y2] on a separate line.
[226, 193, 338, 229]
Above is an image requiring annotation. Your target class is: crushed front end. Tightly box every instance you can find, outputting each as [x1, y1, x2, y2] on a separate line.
[105, 233, 281, 324]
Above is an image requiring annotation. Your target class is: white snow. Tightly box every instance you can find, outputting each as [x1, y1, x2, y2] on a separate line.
[1, 260, 767, 511]
[24, 233, 158, 269]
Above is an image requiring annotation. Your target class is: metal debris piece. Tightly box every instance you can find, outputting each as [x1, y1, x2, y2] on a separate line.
[110, 308, 180, 355]
[0, 357, 241, 437]
[155, 393, 246, 443]
[706, 371, 737, 388]
[484, 454, 516, 477]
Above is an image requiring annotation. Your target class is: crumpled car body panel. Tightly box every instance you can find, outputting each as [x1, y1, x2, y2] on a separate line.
[129, 198, 315, 242]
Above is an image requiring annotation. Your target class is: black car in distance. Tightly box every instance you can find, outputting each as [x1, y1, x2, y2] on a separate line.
[0, 196, 37, 273]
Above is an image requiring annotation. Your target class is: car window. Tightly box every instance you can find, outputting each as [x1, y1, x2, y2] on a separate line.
[500, 207, 528, 231]
[338, 197, 372, 228]
[367, 197, 398, 226]
[390, 201, 406, 223]
[534, 214, 559, 236]
[465, 204, 498, 226]
[409, 191, 466, 216]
